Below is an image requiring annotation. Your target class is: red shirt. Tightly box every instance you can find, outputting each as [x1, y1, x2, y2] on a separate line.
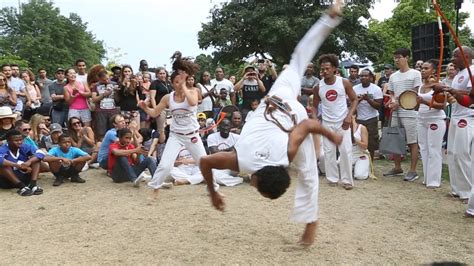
[108, 141, 135, 173]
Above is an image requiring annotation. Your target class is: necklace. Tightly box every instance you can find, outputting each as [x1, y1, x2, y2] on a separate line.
[159, 80, 170, 93]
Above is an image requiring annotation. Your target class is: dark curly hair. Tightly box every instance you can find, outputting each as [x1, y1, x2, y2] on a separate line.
[170, 51, 200, 81]
[318, 54, 339, 68]
[254, 165, 291, 199]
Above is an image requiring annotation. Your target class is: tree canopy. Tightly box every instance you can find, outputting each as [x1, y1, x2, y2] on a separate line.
[198, 0, 383, 66]
[369, 0, 473, 67]
[0, 0, 105, 75]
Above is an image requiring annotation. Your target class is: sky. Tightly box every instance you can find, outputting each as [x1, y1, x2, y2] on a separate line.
[1, 0, 473, 71]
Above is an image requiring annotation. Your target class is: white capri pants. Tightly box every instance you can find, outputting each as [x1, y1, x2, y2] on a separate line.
[417, 118, 446, 187]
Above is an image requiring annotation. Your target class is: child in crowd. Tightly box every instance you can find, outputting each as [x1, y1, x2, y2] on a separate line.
[44, 134, 91, 186]
[244, 99, 259, 123]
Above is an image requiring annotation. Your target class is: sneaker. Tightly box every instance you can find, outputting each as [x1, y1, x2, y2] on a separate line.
[17, 187, 33, 196]
[71, 175, 86, 183]
[464, 212, 474, 218]
[89, 163, 100, 169]
[81, 163, 89, 172]
[161, 182, 173, 189]
[133, 174, 144, 187]
[403, 171, 419, 182]
[30, 185, 43, 195]
[53, 176, 64, 186]
[383, 168, 404, 176]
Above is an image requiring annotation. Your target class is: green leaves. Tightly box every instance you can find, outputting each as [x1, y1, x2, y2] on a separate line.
[0, 0, 105, 76]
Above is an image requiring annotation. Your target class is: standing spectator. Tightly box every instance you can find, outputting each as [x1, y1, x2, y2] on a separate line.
[118, 69, 140, 126]
[75, 59, 88, 84]
[50, 68, 68, 127]
[313, 53, 358, 190]
[20, 69, 42, 121]
[137, 73, 152, 128]
[377, 64, 394, 88]
[0, 73, 17, 111]
[414, 60, 424, 72]
[197, 71, 214, 119]
[36, 68, 53, 115]
[10, 64, 20, 78]
[300, 63, 320, 110]
[211, 67, 235, 105]
[2, 64, 30, 116]
[108, 128, 156, 185]
[110, 66, 122, 83]
[64, 68, 92, 127]
[383, 48, 422, 181]
[0, 130, 44, 196]
[416, 59, 446, 188]
[442, 63, 458, 87]
[44, 134, 90, 186]
[353, 69, 383, 160]
[234, 65, 265, 116]
[150, 67, 172, 136]
[256, 59, 277, 95]
[348, 65, 361, 86]
[91, 70, 120, 140]
[136, 59, 156, 80]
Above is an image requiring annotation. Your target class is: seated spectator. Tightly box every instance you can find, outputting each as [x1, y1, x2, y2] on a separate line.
[138, 128, 162, 159]
[108, 128, 156, 185]
[29, 113, 49, 145]
[169, 146, 204, 186]
[67, 117, 99, 168]
[15, 120, 38, 149]
[230, 110, 243, 134]
[40, 123, 62, 151]
[0, 106, 17, 144]
[0, 130, 44, 196]
[97, 114, 126, 170]
[351, 114, 370, 180]
[216, 88, 232, 108]
[207, 119, 243, 186]
[44, 134, 91, 186]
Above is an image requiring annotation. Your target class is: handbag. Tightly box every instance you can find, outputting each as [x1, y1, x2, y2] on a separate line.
[379, 110, 407, 155]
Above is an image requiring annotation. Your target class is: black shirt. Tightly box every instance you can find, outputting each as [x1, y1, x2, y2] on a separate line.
[118, 86, 138, 111]
[260, 74, 274, 96]
[150, 80, 172, 104]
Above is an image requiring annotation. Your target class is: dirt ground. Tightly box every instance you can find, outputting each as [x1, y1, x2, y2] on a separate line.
[1, 158, 473, 264]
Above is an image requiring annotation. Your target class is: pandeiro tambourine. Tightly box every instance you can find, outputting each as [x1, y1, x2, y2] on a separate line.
[398, 90, 418, 110]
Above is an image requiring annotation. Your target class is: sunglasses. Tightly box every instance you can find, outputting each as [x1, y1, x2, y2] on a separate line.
[73, 121, 81, 126]
[44, 118, 51, 121]
[0, 78, 5, 81]
[22, 128, 32, 132]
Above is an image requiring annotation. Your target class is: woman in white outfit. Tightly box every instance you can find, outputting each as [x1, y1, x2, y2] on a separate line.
[138, 52, 211, 193]
[416, 59, 446, 188]
[350, 114, 370, 180]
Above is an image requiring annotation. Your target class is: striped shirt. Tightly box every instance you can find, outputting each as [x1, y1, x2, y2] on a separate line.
[389, 69, 422, 118]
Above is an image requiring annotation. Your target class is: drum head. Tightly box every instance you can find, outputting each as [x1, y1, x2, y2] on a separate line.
[399, 90, 418, 110]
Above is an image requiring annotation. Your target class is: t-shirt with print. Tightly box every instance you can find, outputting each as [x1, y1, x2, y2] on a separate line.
[92, 81, 118, 111]
[0, 143, 45, 172]
[108, 141, 135, 173]
[353, 83, 383, 121]
[241, 79, 262, 110]
[388, 69, 422, 118]
[48, 146, 88, 160]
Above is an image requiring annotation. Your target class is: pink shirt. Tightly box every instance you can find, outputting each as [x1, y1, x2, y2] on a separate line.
[65, 81, 88, 110]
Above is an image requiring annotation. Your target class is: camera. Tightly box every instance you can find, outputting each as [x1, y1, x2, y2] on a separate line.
[257, 59, 265, 63]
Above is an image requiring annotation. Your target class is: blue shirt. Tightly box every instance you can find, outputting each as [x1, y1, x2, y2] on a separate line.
[48, 146, 88, 160]
[98, 128, 117, 162]
[0, 143, 45, 166]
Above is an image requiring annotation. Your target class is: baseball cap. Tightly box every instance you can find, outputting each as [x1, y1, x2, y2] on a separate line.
[55, 68, 65, 74]
[244, 65, 256, 72]
[50, 123, 63, 134]
[384, 64, 393, 70]
[197, 113, 207, 120]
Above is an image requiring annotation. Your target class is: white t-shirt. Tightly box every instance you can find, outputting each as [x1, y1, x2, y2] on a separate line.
[451, 65, 474, 118]
[207, 132, 239, 151]
[318, 76, 348, 123]
[389, 69, 422, 118]
[210, 78, 234, 99]
[197, 83, 213, 112]
[76, 74, 87, 84]
[353, 83, 383, 121]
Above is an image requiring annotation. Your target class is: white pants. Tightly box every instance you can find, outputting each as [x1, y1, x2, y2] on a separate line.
[322, 120, 353, 185]
[353, 153, 369, 180]
[213, 169, 243, 186]
[170, 165, 203, 185]
[417, 118, 446, 187]
[316, 135, 326, 174]
[447, 117, 474, 199]
[148, 132, 209, 189]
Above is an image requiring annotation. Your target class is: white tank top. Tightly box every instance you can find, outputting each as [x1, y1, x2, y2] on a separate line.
[169, 91, 199, 134]
[417, 86, 446, 120]
[318, 76, 348, 122]
[352, 124, 365, 156]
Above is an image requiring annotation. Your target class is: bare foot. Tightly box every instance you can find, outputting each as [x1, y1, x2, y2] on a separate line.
[298, 222, 317, 246]
[147, 189, 159, 203]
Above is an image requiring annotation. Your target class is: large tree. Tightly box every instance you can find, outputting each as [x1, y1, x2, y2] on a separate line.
[369, 0, 473, 66]
[0, 0, 105, 75]
[198, 0, 383, 66]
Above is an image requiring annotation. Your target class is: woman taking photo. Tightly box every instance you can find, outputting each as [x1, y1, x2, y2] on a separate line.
[20, 69, 42, 120]
[416, 59, 446, 188]
[68, 116, 100, 168]
[150, 67, 172, 133]
[64, 68, 92, 127]
[0, 73, 17, 110]
[119, 66, 140, 126]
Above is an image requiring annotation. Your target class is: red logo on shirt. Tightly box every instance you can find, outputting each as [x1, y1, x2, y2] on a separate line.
[458, 76, 464, 83]
[325, 89, 338, 102]
[430, 124, 438, 130]
[458, 119, 467, 128]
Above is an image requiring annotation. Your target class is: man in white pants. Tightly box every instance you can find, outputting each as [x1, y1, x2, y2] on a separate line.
[313, 54, 358, 190]
[443, 46, 474, 202]
[200, 2, 344, 246]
